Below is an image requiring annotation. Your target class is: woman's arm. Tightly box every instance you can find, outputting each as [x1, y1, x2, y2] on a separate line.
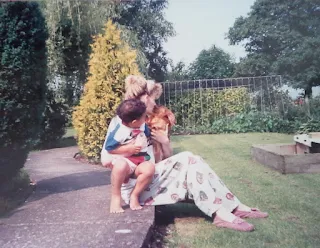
[159, 139, 173, 159]
[151, 124, 173, 160]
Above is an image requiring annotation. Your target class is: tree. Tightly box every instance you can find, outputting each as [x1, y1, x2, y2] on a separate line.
[43, 0, 172, 107]
[165, 61, 191, 81]
[228, 0, 320, 97]
[114, 0, 175, 82]
[37, 89, 68, 149]
[43, 0, 118, 106]
[72, 20, 140, 161]
[189, 45, 235, 80]
[0, 2, 48, 182]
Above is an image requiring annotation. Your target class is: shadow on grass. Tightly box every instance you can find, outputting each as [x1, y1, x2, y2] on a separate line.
[148, 203, 209, 247]
[156, 203, 207, 225]
[148, 144, 214, 247]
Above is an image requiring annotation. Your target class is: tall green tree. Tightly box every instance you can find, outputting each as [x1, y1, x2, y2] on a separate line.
[43, 0, 172, 107]
[189, 45, 235, 80]
[43, 0, 118, 106]
[228, 0, 320, 97]
[114, 0, 175, 82]
[0, 2, 48, 182]
[72, 21, 140, 160]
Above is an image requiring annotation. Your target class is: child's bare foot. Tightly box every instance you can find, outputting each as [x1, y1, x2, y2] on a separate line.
[130, 195, 143, 210]
[110, 195, 124, 213]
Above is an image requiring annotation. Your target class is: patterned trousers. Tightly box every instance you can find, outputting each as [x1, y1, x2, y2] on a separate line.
[121, 151, 240, 217]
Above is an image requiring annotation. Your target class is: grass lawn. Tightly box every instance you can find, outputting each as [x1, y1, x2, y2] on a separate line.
[64, 127, 76, 138]
[157, 133, 320, 248]
[53, 127, 77, 148]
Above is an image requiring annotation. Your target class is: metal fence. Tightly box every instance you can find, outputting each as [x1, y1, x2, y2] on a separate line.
[158, 75, 290, 134]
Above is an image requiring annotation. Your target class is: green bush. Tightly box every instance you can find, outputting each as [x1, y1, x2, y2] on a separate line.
[72, 21, 140, 161]
[296, 117, 320, 134]
[36, 90, 68, 149]
[210, 111, 295, 134]
[170, 90, 320, 135]
[0, 2, 47, 183]
[169, 87, 250, 127]
[171, 111, 297, 135]
[172, 111, 319, 135]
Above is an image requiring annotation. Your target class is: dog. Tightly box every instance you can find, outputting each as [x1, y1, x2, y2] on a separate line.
[146, 106, 175, 162]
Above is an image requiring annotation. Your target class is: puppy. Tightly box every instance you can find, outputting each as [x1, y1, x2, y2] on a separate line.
[146, 106, 175, 162]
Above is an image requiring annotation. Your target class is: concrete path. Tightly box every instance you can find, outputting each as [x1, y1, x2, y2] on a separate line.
[0, 147, 154, 248]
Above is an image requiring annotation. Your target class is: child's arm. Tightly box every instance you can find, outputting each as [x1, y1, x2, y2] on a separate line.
[108, 142, 141, 155]
[105, 126, 141, 155]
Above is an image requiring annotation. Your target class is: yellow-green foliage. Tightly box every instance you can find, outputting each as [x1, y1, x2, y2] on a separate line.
[72, 20, 140, 160]
[170, 87, 250, 127]
[214, 87, 250, 115]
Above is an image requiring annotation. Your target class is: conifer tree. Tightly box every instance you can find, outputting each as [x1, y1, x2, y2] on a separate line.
[0, 2, 47, 182]
[72, 20, 140, 160]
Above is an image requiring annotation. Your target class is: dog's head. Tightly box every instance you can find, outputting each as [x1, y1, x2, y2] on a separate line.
[146, 106, 175, 134]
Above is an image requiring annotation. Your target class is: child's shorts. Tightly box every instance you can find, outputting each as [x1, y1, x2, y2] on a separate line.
[127, 152, 151, 166]
[101, 149, 137, 174]
[101, 148, 154, 175]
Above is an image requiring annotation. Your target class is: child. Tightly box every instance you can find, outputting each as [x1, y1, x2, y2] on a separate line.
[105, 99, 155, 212]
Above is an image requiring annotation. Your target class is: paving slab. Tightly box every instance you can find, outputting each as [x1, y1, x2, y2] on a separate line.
[0, 147, 154, 248]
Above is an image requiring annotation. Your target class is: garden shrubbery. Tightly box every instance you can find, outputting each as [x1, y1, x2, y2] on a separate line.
[72, 21, 140, 161]
[0, 2, 47, 183]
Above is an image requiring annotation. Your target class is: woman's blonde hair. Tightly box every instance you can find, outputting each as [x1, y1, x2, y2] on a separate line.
[124, 75, 163, 100]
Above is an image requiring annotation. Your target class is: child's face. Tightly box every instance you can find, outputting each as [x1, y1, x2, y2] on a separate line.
[128, 112, 147, 129]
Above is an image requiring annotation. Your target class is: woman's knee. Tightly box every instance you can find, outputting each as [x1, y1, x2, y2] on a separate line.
[179, 151, 194, 157]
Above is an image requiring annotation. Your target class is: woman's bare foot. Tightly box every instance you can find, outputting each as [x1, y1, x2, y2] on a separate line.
[130, 195, 143, 210]
[110, 195, 124, 213]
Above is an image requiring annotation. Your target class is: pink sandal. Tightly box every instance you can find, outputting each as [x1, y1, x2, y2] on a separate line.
[233, 208, 268, 219]
[213, 216, 254, 232]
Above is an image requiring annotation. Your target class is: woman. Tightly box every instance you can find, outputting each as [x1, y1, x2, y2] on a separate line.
[101, 75, 268, 232]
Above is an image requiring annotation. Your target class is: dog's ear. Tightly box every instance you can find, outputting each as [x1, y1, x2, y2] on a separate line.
[165, 109, 176, 127]
[154, 106, 176, 127]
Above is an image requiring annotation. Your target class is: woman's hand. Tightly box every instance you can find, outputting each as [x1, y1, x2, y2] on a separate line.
[151, 124, 170, 145]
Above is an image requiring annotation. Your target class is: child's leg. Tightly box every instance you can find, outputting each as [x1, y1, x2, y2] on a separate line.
[130, 161, 155, 210]
[110, 158, 132, 213]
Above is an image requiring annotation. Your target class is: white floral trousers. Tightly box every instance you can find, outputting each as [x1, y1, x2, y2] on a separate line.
[121, 151, 240, 217]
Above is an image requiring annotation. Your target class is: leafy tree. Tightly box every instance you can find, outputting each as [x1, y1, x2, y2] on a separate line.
[114, 0, 175, 82]
[228, 0, 320, 97]
[43, 0, 118, 106]
[37, 89, 68, 149]
[189, 45, 235, 80]
[165, 61, 191, 81]
[0, 2, 48, 182]
[43, 0, 173, 107]
[72, 20, 140, 161]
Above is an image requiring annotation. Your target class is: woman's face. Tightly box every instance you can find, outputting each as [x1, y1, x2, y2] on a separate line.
[140, 94, 156, 114]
